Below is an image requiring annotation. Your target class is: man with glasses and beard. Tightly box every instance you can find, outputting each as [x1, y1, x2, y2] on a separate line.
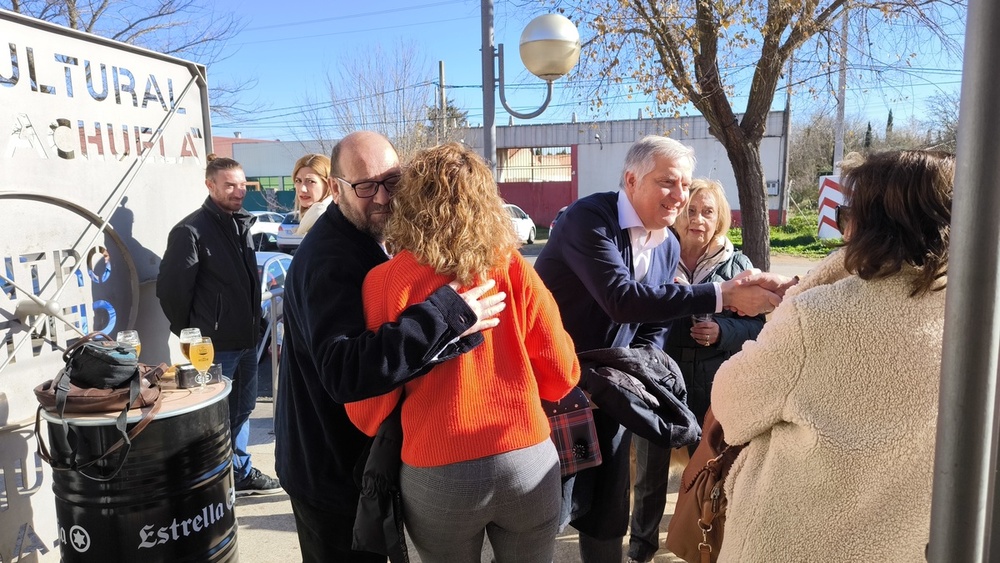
[275, 131, 506, 562]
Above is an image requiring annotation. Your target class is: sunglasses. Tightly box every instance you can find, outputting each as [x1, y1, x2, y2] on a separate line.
[835, 205, 850, 233]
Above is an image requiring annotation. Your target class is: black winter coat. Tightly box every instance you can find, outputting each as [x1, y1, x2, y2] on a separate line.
[156, 197, 261, 351]
[665, 251, 765, 424]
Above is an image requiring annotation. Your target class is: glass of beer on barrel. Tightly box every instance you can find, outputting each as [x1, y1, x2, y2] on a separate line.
[179, 328, 201, 361]
[116, 330, 141, 358]
[189, 336, 214, 392]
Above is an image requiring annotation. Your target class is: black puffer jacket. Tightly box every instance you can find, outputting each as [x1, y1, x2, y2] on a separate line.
[665, 251, 765, 424]
[156, 197, 261, 351]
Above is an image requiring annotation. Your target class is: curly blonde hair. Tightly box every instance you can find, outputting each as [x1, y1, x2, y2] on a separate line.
[386, 143, 519, 286]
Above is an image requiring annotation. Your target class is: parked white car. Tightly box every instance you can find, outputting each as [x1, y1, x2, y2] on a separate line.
[504, 204, 536, 244]
[249, 211, 284, 251]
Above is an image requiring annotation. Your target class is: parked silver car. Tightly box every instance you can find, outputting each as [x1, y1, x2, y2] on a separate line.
[256, 251, 292, 362]
[276, 213, 303, 254]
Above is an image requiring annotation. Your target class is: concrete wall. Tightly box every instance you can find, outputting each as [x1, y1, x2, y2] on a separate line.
[234, 139, 338, 182]
[575, 135, 787, 220]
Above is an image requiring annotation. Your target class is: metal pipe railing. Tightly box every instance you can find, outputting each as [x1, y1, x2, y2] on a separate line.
[259, 288, 283, 430]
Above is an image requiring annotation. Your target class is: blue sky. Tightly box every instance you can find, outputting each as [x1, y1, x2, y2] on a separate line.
[210, 0, 557, 140]
[206, 0, 965, 141]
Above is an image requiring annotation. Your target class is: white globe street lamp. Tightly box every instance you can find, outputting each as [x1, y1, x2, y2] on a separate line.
[481, 5, 580, 172]
[519, 15, 582, 82]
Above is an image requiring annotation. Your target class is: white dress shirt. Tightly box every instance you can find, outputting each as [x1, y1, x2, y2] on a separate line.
[617, 192, 723, 311]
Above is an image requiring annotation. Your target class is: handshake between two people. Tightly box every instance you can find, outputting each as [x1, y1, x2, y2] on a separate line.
[720, 269, 799, 317]
[446, 269, 800, 338]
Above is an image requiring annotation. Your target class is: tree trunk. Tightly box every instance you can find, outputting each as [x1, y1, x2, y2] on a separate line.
[721, 136, 771, 272]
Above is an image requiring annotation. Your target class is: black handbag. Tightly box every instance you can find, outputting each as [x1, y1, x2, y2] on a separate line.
[63, 332, 139, 388]
[541, 387, 602, 477]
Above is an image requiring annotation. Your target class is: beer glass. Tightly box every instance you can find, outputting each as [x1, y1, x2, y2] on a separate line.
[179, 328, 201, 361]
[116, 330, 141, 357]
[189, 336, 214, 392]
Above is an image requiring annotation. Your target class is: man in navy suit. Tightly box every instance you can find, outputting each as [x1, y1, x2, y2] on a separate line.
[535, 135, 788, 563]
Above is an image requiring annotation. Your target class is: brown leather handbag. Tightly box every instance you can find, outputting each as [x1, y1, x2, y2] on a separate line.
[34, 349, 166, 482]
[665, 407, 744, 563]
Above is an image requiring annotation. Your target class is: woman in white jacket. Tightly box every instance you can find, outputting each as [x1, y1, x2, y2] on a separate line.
[712, 150, 954, 562]
[291, 153, 333, 236]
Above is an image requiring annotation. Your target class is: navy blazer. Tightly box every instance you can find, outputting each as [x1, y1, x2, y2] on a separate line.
[535, 191, 717, 539]
[535, 191, 717, 352]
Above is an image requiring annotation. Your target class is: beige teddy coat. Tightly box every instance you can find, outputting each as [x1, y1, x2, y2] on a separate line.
[712, 251, 946, 562]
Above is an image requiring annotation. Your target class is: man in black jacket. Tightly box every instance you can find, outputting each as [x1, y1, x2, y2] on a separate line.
[157, 156, 281, 497]
[275, 131, 505, 562]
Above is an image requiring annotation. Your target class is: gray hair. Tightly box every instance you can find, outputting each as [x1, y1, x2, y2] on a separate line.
[620, 135, 696, 189]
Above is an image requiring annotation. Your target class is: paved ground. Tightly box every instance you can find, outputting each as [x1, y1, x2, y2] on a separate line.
[240, 252, 821, 562]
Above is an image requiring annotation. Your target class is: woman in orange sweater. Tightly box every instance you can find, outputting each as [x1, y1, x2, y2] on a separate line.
[345, 142, 580, 563]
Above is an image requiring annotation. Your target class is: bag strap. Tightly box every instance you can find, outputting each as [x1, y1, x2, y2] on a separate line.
[35, 374, 163, 482]
[35, 406, 55, 466]
[693, 444, 747, 563]
[62, 331, 112, 363]
[75, 375, 162, 481]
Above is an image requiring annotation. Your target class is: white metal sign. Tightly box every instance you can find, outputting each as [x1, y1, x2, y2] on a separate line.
[0, 12, 212, 561]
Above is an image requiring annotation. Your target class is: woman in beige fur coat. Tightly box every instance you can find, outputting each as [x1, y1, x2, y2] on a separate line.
[712, 150, 954, 562]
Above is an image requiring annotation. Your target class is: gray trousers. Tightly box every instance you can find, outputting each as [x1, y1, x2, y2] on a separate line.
[627, 435, 673, 562]
[400, 439, 561, 563]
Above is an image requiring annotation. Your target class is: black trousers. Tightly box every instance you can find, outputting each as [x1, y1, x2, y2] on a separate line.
[288, 494, 385, 563]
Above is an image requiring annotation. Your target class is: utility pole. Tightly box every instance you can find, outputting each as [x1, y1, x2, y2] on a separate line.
[833, 7, 848, 174]
[481, 0, 496, 173]
[439, 60, 447, 143]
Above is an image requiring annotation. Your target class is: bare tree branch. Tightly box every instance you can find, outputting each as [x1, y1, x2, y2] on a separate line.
[542, 0, 965, 269]
[292, 40, 438, 160]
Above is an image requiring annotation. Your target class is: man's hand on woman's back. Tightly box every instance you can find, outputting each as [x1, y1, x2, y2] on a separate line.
[448, 278, 507, 338]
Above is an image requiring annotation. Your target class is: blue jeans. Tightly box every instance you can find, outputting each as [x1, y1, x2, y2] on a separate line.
[215, 348, 258, 482]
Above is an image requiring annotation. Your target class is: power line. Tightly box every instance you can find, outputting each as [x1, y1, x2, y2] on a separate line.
[238, 15, 477, 46]
[242, 0, 469, 32]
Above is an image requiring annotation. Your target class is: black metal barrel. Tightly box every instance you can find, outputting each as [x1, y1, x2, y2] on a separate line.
[42, 382, 237, 562]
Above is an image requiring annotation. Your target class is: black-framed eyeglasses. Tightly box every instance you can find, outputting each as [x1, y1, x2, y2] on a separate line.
[835, 204, 851, 233]
[335, 174, 401, 198]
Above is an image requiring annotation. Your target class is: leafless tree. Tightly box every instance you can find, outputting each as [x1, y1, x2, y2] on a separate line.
[924, 90, 960, 152]
[543, 0, 965, 270]
[311, 40, 437, 162]
[787, 108, 931, 211]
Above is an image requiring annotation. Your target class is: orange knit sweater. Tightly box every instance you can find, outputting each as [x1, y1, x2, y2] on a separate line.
[345, 250, 580, 467]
